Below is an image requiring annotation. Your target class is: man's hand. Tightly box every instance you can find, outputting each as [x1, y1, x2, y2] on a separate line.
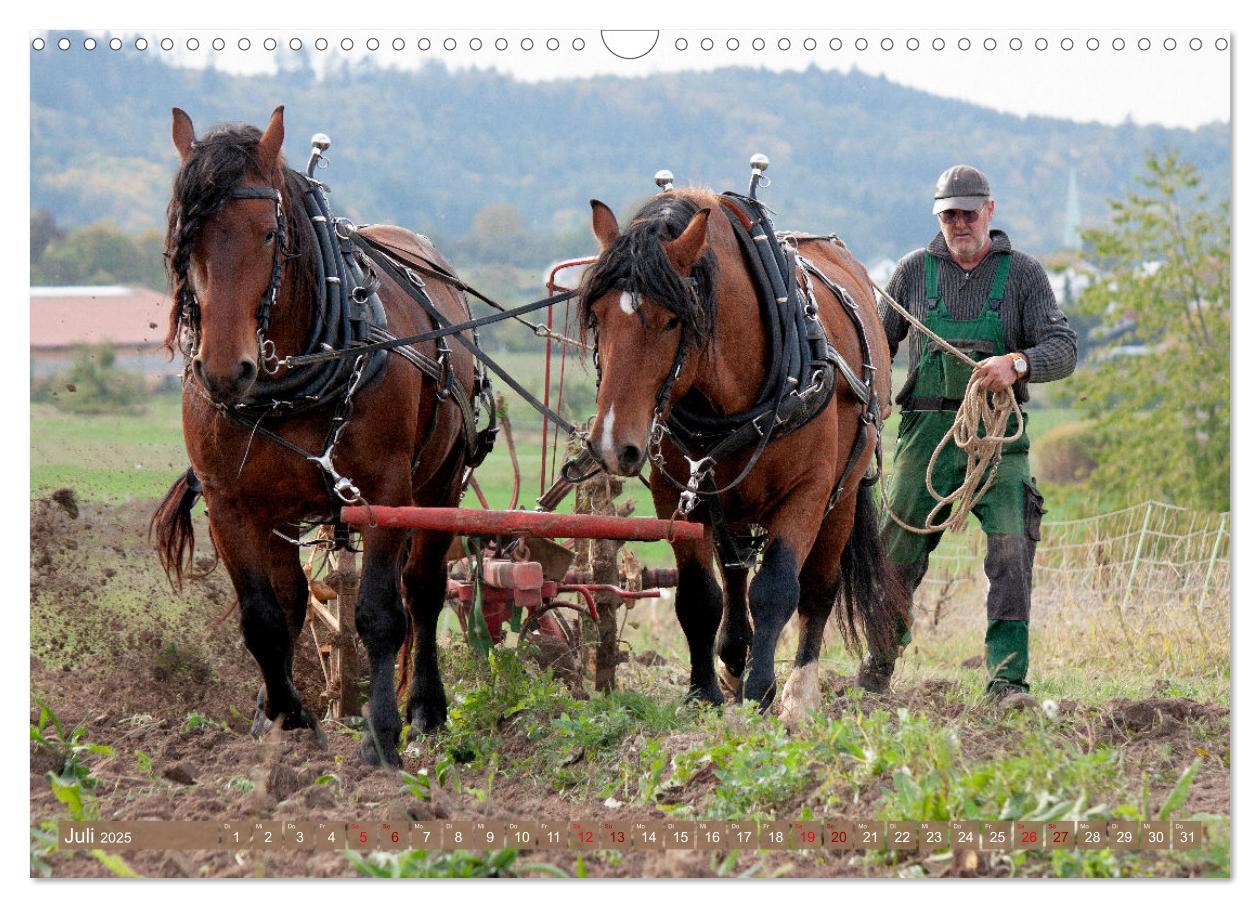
[973, 355, 1018, 391]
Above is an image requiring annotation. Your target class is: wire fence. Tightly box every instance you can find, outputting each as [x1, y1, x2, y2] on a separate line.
[914, 501, 1231, 640]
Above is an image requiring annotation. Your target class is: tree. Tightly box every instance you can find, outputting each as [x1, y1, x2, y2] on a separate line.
[31, 222, 166, 290]
[30, 209, 63, 263]
[1071, 152, 1229, 511]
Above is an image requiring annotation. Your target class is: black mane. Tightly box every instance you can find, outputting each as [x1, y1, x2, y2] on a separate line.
[163, 123, 314, 351]
[579, 193, 718, 350]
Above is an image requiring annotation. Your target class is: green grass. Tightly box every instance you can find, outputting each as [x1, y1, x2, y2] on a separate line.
[28, 357, 1085, 572]
[31, 396, 188, 502]
[407, 647, 1228, 877]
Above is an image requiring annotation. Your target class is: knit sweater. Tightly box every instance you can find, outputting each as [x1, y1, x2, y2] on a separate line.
[880, 230, 1078, 404]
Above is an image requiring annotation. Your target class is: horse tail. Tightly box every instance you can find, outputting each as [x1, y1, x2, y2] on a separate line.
[150, 467, 204, 591]
[833, 481, 910, 655]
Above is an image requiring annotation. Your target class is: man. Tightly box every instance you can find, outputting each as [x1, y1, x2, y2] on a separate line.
[863, 165, 1078, 706]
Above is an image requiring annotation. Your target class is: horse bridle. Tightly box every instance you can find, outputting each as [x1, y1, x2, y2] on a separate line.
[582, 276, 696, 470]
[177, 184, 288, 377]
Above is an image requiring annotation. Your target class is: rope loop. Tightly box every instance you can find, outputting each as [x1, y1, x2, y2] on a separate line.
[871, 281, 1026, 536]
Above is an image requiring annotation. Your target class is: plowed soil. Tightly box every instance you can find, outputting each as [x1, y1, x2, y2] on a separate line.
[29, 496, 1230, 878]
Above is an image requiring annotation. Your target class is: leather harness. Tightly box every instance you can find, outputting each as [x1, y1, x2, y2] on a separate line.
[176, 168, 498, 520]
[644, 193, 882, 569]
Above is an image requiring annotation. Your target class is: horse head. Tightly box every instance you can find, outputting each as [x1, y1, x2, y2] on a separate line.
[579, 191, 717, 476]
[166, 106, 294, 405]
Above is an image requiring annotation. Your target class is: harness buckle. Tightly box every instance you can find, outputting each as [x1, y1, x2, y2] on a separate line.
[648, 409, 671, 464]
[678, 454, 715, 516]
[258, 333, 281, 375]
[802, 368, 826, 397]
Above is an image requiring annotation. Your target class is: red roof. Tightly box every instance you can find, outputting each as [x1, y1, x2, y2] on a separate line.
[30, 286, 171, 349]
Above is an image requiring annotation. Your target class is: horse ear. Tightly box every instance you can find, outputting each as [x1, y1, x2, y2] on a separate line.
[172, 108, 196, 163]
[590, 200, 620, 250]
[664, 208, 711, 272]
[257, 105, 285, 170]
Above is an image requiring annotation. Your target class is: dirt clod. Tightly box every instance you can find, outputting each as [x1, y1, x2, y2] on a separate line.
[161, 762, 195, 785]
[50, 488, 79, 519]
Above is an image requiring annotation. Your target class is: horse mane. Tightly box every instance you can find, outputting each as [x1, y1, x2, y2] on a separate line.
[579, 190, 719, 351]
[163, 123, 316, 353]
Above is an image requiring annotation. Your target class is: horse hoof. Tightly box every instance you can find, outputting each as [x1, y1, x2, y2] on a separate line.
[717, 665, 743, 701]
[407, 704, 447, 738]
[685, 682, 724, 708]
[249, 685, 271, 737]
[779, 663, 822, 727]
[742, 676, 777, 713]
[359, 738, 402, 769]
[855, 654, 896, 695]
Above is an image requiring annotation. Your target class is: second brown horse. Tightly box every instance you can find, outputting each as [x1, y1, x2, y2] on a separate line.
[580, 188, 907, 721]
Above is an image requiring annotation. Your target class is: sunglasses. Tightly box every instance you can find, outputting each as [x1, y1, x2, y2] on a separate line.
[937, 208, 984, 224]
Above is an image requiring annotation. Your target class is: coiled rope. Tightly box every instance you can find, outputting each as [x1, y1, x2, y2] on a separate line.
[870, 282, 1024, 535]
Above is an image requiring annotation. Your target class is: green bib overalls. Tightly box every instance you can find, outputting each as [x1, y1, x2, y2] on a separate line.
[880, 252, 1046, 695]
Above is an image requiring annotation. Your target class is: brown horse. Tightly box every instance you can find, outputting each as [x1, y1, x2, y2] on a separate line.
[580, 188, 906, 721]
[151, 107, 480, 765]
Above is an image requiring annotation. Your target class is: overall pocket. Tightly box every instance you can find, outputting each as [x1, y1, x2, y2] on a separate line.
[936, 339, 994, 399]
[1023, 477, 1047, 542]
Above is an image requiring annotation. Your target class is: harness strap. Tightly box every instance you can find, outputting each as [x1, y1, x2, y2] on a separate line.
[284, 289, 576, 368]
[988, 252, 1012, 308]
[924, 250, 1012, 310]
[925, 253, 940, 307]
[351, 236, 578, 437]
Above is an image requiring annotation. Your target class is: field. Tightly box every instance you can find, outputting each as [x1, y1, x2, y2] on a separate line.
[29, 382, 1230, 879]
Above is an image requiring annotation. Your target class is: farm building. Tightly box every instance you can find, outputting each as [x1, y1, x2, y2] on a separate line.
[30, 285, 181, 389]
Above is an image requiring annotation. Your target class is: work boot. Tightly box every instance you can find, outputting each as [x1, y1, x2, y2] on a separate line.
[990, 687, 1038, 712]
[984, 619, 1030, 696]
[856, 653, 897, 694]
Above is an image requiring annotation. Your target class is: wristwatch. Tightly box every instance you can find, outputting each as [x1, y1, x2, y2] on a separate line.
[1008, 352, 1029, 378]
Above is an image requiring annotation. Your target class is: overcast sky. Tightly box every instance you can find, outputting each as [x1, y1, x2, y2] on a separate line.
[89, 26, 1231, 131]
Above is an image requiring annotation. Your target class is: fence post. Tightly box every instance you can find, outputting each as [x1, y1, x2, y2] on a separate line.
[1196, 512, 1229, 618]
[1121, 501, 1155, 614]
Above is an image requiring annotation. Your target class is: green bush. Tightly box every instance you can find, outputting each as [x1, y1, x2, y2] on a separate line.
[34, 343, 148, 415]
[1034, 421, 1099, 484]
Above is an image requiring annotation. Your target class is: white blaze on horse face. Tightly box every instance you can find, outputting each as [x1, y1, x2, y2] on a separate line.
[601, 404, 616, 463]
[619, 290, 640, 316]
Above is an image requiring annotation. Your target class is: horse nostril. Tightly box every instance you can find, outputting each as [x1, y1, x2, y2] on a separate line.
[237, 359, 258, 386]
[192, 358, 205, 385]
[618, 444, 642, 471]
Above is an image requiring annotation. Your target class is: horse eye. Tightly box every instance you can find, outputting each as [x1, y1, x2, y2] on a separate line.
[664, 316, 681, 331]
[263, 229, 277, 246]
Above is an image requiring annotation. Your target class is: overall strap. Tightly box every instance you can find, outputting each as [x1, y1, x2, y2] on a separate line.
[924, 253, 941, 308]
[988, 252, 1012, 309]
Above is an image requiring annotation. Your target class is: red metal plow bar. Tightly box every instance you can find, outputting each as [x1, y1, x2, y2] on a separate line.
[339, 506, 704, 542]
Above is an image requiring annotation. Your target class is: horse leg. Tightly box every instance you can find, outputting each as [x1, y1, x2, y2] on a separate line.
[354, 524, 410, 767]
[247, 537, 330, 743]
[211, 506, 318, 732]
[741, 536, 800, 710]
[742, 494, 832, 711]
[403, 528, 454, 736]
[780, 495, 858, 726]
[715, 565, 750, 699]
[671, 538, 725, 706]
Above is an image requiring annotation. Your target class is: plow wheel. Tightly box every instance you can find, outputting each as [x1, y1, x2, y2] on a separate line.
[519, 603, 586, 692]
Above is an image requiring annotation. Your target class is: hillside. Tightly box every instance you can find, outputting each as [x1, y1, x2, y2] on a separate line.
[32, 31, 1229, 264]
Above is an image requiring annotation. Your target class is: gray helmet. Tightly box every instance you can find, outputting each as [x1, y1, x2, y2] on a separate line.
[933, 165, 991, 215]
